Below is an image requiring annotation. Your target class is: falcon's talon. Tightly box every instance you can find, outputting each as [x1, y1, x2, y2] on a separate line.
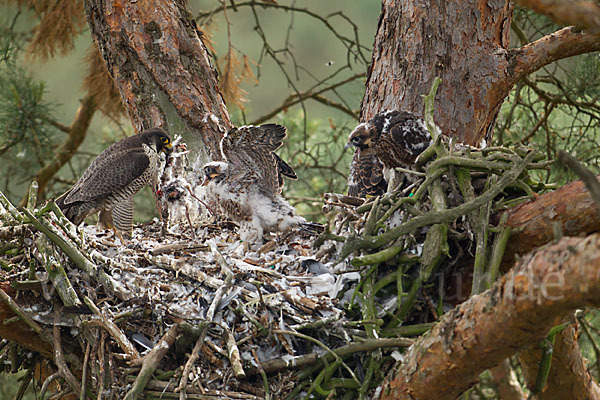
[113, 228, 128, 245]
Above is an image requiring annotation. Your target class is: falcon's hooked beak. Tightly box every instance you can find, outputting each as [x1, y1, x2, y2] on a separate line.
[202, 172, 219, 186]
[345, 135, 367, 150]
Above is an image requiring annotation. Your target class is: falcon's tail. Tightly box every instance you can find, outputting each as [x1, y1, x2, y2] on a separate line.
[274, 153, 297, 191]
[274, 153, 297, 180]
[54, 191, 73, 217]
[54, 191, 88, 225]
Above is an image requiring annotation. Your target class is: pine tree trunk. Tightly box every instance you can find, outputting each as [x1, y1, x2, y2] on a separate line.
[363, 1, 600, 397]
[362, 0, 513, 145]
[83, 0, 231, 165]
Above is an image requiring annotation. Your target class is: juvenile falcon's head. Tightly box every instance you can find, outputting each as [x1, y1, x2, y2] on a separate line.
[202, 161, 228, 186]
[140, 128, 173, 155]
[346, 123, 375, 151]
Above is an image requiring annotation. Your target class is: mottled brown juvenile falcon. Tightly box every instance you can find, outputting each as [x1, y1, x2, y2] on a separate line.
[56, 128, 173, 236]
[201, 124, 306, 244]
[347, 110, 432, 196]
[346, 146, 387, 198]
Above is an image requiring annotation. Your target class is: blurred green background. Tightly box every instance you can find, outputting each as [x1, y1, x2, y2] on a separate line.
[2, 2, 600, 397]
[0, 1, 380, 223]
[0, 2, 380, 397]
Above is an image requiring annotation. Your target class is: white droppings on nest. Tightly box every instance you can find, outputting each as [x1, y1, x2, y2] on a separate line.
[389, 209, 405, 228]
[304, 273, 335, 296]
[70, 217, 344, 333]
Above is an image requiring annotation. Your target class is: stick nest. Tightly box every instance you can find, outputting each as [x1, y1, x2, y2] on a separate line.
[0, 136, 554, 399]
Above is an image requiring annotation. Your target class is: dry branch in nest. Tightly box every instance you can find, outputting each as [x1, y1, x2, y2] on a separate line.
[0, 126, 558, 399]
[0, 84, 574, 399]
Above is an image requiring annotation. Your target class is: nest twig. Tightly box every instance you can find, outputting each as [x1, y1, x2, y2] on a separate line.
[0, 102, 556, 399]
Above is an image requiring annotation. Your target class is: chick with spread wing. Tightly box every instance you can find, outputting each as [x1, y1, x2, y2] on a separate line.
[201, 124, 310, 244]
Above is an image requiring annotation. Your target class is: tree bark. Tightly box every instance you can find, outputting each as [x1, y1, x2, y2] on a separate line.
[362, 0, 513, 145]
[0, 283, 52, 358]
[83, 0, 231, 165]
[379, 233, 600, 399]
[499, 175, 600, 272]
[514, 0, 600, 33]
[362, 1, 600, 147]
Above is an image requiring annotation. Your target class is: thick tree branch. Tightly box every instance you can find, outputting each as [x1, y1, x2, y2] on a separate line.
[515, 0, 600, 34]
[508, 27, 600, 86]
[518, 323, 600, 399]
[498, 175, 600, 271]
[380, 233, 600, 399]
[477, 28, 600, 148]
[0, 283, 52, 358]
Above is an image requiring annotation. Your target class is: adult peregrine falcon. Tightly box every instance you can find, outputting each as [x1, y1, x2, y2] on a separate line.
[347, 110, 432, 195]
[56, 128, 173, 237]
[200, 124, 306, 244]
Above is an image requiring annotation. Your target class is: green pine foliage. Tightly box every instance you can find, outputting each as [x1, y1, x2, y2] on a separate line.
[0, 31, 62, 200]
[499, 7, 600, 189]
[495, 57, 600, 188]
[573, 53, 600, 100]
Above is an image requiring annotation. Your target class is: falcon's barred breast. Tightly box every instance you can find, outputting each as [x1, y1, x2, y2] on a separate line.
[347, 146, 387, 198]
[347, 110, 432, 196]
[201, 124, 306, 244]
[56, 128, 173, 236]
